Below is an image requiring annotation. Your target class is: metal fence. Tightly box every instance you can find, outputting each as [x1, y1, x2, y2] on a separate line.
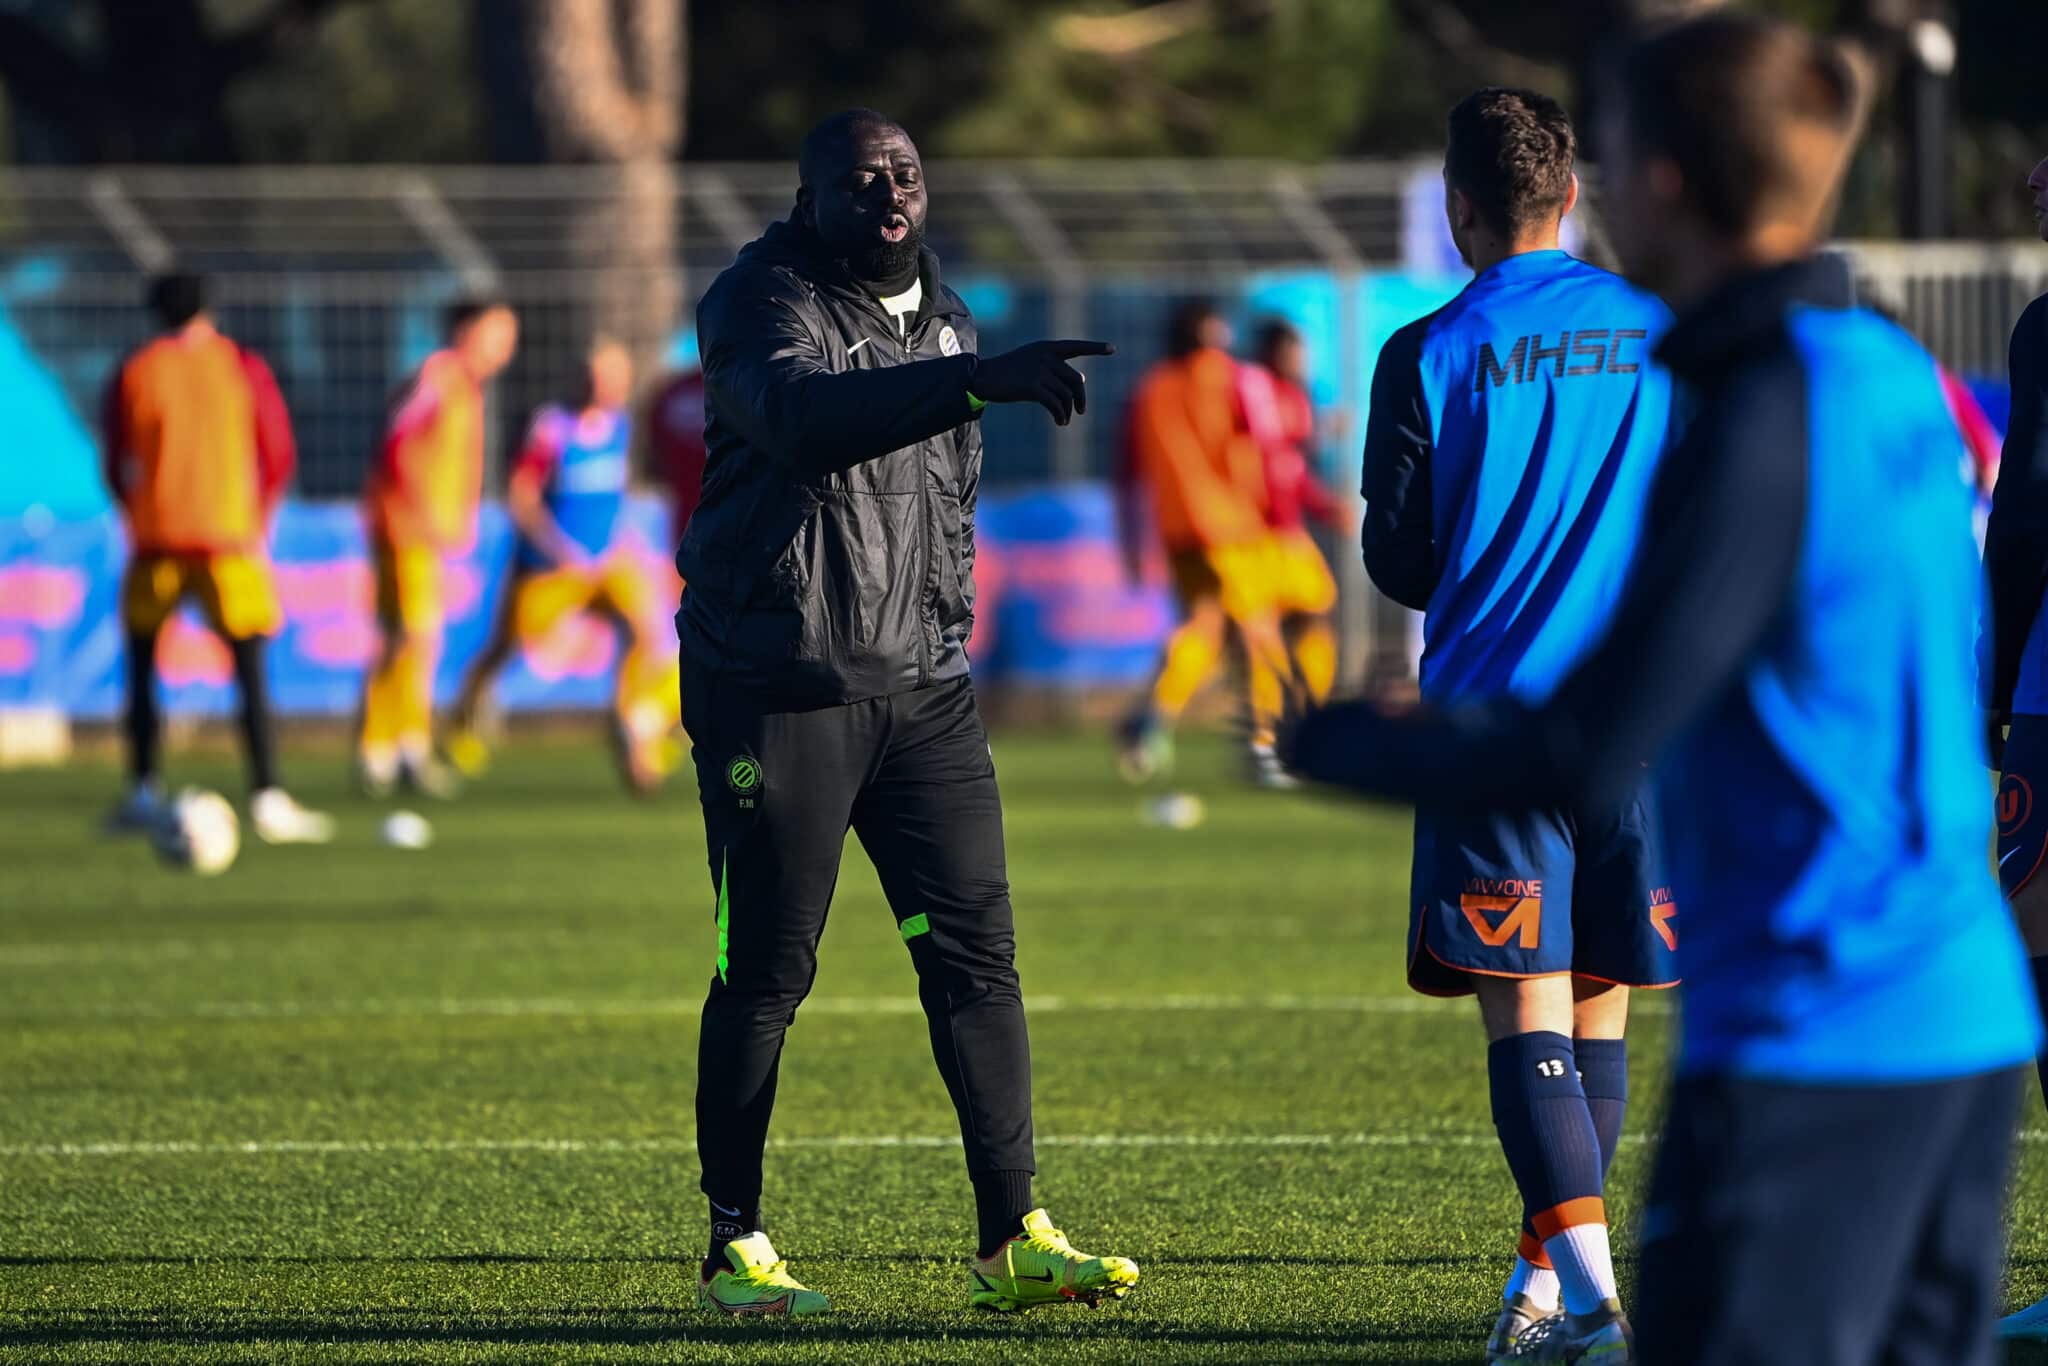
[1847, 241, 2048, 376]
[4, 162, 2044, 498]
[4, 162, 2044, 694]
[0, 161, 1440, 497]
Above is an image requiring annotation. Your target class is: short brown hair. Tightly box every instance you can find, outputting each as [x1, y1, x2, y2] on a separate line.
[1444, 88, 1577, 238]
[1604, 12, 1861, 237]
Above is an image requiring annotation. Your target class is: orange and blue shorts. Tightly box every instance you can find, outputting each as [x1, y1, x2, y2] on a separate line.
[1408, 779, 1681, 997]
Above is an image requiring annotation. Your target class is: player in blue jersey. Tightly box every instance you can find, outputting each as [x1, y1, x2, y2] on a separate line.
[448, 337, 676, 792]
[1358, 87, 1676, 1363]
[1289, 15, 2038, 1364]
[1982, 149, 2048, 1341]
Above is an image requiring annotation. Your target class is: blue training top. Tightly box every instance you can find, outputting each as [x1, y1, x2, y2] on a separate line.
[513, 404, 633, 570]
[1361, 250, 1676, 706]
[1657, 300, 2039, 1080]
[1318, 260, 2039, 1083]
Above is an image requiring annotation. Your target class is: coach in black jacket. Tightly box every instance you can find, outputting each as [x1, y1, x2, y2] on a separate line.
[678, 109, 1136, 1315]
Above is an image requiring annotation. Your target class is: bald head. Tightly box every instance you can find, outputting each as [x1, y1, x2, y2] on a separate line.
[800, 109, 911, 189]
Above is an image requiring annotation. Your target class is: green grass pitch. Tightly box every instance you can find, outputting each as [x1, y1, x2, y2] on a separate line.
[5, 731, 2048, 1364]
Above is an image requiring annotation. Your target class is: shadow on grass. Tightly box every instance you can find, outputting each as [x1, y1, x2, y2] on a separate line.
[0, 1307, 1463, 1354]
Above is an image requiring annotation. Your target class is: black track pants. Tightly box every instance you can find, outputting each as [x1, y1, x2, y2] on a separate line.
[682, 670, 1033, 1208]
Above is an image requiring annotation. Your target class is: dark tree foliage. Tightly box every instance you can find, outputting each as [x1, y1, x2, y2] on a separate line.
[0, 0, 2039, 238]
[0, 0, 354, 162]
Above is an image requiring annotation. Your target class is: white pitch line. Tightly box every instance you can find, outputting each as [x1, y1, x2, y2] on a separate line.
[4, 993, 1676, 1023]
[10, 1127, 2047, 1161]
[0, 1132, 1510, 1159]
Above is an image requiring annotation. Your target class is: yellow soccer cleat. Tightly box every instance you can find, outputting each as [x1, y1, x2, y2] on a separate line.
[969, 1209, 1139, 1312]
[696, 1232, 830, 1317]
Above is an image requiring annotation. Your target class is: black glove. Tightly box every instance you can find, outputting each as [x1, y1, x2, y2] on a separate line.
[970, 339, 1114, 425]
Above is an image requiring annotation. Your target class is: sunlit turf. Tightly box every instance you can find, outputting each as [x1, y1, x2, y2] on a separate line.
[2, 730, 2045, 1363]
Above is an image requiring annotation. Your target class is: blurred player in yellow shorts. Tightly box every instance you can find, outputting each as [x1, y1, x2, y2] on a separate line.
[358, 296, 518, 798]
[448, 339, 678, 793]
[1115, 300, 1296, 787]
[102, 271, 333, 844]
[1237, 319, 1345, 700]
[123, 550, 283, 643]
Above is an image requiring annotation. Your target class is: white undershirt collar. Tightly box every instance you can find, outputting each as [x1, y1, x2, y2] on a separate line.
[875, 277, 923, 338]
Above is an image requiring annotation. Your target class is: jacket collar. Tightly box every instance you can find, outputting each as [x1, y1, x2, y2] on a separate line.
[1654, 255, 1852, 379]
[745, 219, 966, 323]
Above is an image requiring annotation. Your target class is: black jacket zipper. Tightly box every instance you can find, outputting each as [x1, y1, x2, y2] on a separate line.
[910, 310, 932, 687]
[846, 284, 935, 688]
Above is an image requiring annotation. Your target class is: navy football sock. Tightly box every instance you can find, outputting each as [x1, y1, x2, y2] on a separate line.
[1574, 1037, 1629, 1177]
[2031, 958, 2048, 1112]
[1489, 1031, 1614, 1313]
[1488, 1032, 1604, 1210]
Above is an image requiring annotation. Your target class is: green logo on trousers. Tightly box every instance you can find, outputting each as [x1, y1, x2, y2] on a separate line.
[726, 754, 763, 798]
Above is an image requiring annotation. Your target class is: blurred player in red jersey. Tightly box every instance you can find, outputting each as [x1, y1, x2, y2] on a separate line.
[446, 338, 676, 792]
[102, 271, 333, 844]
[358, 296, 518, 798]
[629, 363, 710, 740]
[1237, 319, 1344, 704]
[647, 364, 709, 546]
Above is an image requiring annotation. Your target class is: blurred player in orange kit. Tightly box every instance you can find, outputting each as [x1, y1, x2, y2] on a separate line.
[358, 296, 518, 798]
[1237, 319, 1344, 704]
[102, 271, 334, 844]
[1115, 299, 1295, 787]
[446, 338, 676, 793]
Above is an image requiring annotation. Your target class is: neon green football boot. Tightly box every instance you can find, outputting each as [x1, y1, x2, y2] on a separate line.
[969, 1209, 1139, 1311]
[696, 1232, 830, 1317]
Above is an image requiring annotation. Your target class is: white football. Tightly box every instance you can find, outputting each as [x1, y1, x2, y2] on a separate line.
[1141, 791, 1207, 831]
[380, 809, 434, 850]
[151, 787, 241, 876]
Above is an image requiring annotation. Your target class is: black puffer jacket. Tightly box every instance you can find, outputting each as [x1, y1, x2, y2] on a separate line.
[677, 220, 986, 705]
